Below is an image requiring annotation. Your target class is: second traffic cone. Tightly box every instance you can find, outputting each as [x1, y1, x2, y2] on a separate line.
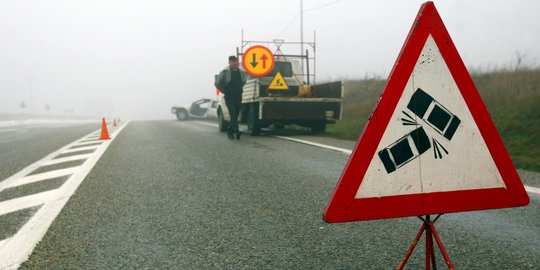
[100, 118, 111, 140]
[113, 119, 117, 127]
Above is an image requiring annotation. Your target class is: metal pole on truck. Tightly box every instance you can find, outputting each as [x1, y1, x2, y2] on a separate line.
[300, 0, 305, 81]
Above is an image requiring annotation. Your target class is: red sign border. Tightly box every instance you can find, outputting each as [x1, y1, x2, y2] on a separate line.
[323, 1, 530, 223]
[242, 45, 275, 77]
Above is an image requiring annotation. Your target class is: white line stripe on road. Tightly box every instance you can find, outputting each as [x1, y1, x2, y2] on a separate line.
[0, 238, 8, 250]
[193, 121, 354, 154]
[525, 185, 540, 195]
[71, 140, 103, 147]
[0, 199, 67, 270]
[0, 189, 58, 216]
[192, 121, 540, 195]
[194, 121, 218, 128]
[0, 122, 130, 269]
[61, 145, 99, 153]
[1, 167, 77, 191]
[41, 154, 92, 166]
[0, 132, 99, 193]
[78, 139, 100, 144]
[272, 136, 353, 155]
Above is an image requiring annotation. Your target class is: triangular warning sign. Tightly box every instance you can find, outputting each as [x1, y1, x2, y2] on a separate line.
[268, 71, 289, 90]
[324, 2, 529, 223]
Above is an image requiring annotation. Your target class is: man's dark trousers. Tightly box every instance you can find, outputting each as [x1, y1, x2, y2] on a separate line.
[225, 94, 242, 137]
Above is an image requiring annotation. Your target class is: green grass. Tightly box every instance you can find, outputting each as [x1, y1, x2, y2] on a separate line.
[326, 68, 540, 171]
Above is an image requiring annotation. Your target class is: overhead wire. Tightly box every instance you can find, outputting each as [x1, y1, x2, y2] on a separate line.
[276, 0, 344, 37]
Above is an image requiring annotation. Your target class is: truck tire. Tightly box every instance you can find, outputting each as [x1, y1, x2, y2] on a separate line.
[247, 103, 261, 136]
[310, 120, 326, 133]
[176, 109, 189, 121]
[218, 109, 228, 132]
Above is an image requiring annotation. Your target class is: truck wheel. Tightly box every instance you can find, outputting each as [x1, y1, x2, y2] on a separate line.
[176, 109, 189, 121]
[218, 109, 228, 132]
[311, 121, 326, 133]
[247, 103, 261, 136]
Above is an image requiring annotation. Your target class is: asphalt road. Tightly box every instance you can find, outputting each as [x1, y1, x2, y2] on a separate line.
[1, 120, 539, 269]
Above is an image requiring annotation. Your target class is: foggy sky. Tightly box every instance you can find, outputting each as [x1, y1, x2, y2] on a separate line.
[1, 0, 539, 120]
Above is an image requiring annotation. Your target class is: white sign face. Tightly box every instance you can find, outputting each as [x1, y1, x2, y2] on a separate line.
[356, 35, 505, 199]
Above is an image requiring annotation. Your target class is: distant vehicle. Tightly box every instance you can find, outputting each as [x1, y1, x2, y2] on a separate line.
[171, 98, 219, 121]
[407, 88, 461, 140]
[378, 126, 431, 174]
[215, 38, 343, 135]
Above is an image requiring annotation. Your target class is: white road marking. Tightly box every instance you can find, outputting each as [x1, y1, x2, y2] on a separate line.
[194, 121, 219, 128]
[62, 145, 99, 153]
[193, 120, 540, 195]
[272, 136, 353, 155]
[70, 140, 103, 147]
[0, 238, 7, 250]
[1, 167, 77, 191]
[525, 185, 540, 195]
[0, 122, 129, 270]
[78, 139, 100, 144]
[41, 154, 92, 166]
[0, 189, 58, 216]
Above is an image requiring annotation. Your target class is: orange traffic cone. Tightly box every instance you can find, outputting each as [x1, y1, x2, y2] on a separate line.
[100, 118, 111, 140]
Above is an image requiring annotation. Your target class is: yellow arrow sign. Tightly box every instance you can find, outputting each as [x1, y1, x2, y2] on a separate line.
[242, 46, 275, 77]
[268, 71, 289, 90]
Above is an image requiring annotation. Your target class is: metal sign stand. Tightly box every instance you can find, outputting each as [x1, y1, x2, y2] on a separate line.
[397, 214, 455, 270]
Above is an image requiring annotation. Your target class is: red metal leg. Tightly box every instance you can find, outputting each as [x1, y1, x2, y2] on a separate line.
[428, 222, 455, 270]
[397, 224, 426, 270]
[397, 215, 453, 270]
[430, 229, 438, 270]
[426, 224, 432, 270]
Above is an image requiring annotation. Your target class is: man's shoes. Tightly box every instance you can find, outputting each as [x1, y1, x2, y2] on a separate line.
[235, 132, 241, 140]
[227, 132, 234, 140]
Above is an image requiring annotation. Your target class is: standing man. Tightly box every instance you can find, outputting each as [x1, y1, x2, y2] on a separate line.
[214, 55, 247, 140]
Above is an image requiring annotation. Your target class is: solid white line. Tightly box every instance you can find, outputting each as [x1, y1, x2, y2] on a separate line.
[193, 121, 218, 128]
[1, 167, 77, 191]
[525, 185, 540, 195]
[273, 136, 353, 155]
[41, 154, 92, 166]
[0, 122, 130, 269]
[191, 121, 540, 195]
[61, 145, 99, 154]
[193, 121, 354, 154]
[0, 189, 58, 216]
[0, 238, 8, 250]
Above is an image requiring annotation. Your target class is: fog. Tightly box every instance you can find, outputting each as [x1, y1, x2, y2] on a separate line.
[1, 0, 539, 120]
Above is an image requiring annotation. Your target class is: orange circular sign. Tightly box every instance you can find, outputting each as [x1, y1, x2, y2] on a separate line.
[242, 45, 275, 77]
